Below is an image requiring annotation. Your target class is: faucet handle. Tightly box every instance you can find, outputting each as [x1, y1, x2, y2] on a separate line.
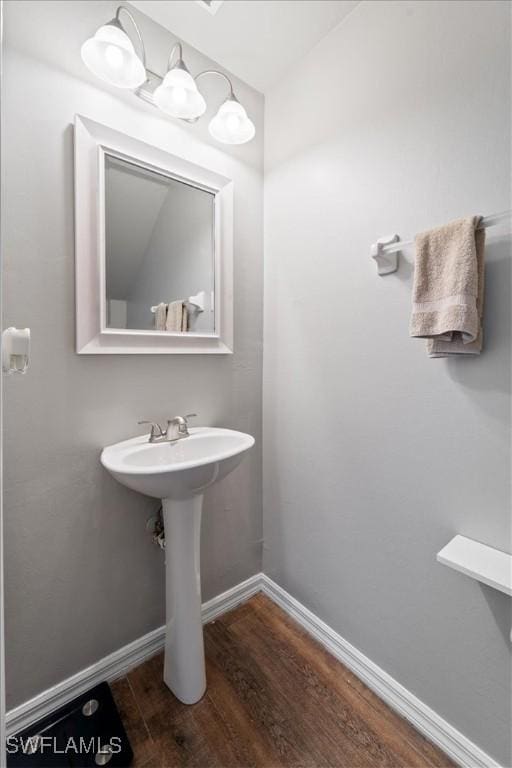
[179, 413, 197, 437]
[138, 420, 164, 441]
[182, 414, 197, 433]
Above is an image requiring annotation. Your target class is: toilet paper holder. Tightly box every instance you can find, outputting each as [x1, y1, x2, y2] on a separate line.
[2, 327, 30, 374]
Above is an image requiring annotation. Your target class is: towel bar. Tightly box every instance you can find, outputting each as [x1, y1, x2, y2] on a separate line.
[150, 291, 206, 314]
[371, 209, 511, 274]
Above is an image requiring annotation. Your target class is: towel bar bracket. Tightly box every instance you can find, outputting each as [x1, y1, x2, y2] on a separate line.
[371, 234, 400, 275]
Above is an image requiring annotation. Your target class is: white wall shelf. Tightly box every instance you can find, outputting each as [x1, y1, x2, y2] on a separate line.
[437, 535, 512, 596]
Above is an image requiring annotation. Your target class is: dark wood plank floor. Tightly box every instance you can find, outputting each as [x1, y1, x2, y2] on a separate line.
[111, 594, 454, 768]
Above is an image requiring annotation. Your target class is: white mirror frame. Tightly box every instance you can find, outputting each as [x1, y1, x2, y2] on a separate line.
[74, 115, 233, 354]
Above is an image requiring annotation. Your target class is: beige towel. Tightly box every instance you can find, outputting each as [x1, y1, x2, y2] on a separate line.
[409, 216, 485, 357]
[165, 300, 188, 332]
[154, 302, 167, 331]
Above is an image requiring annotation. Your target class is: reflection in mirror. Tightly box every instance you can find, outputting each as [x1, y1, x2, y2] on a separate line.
[104, 155, 215, 333]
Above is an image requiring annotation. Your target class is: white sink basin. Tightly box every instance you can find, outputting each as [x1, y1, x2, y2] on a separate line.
[101, 427, 254, 500]
[100, 426, 254, 706]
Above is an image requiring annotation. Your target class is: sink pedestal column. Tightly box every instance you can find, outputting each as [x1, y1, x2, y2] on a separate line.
[162, 495, 206, 704]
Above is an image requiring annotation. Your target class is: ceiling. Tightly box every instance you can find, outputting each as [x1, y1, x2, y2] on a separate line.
[130, 0, 360, 93]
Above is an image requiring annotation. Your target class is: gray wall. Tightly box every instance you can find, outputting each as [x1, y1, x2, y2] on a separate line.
[263, 1, 511, 764]
[3, 1, 263, 708]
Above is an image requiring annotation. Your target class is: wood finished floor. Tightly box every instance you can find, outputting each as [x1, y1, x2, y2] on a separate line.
[111, 594, 454, 768]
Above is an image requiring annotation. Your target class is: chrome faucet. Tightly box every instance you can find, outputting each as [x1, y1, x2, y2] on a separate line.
[138, 414, 197, 444]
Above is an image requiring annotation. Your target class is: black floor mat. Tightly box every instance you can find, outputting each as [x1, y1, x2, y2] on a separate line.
[6, 682, 133, 767]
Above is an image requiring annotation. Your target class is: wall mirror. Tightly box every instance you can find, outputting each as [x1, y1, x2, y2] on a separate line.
[74, 115, 233, 354]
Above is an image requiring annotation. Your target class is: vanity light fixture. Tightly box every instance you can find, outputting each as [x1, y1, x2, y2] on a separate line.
[153, 43, 206, 120]
[81, 6, 255, 145]
[81, 6, 146, 89]
[209, 95, 256, 145]
[189, 70, 255, 145]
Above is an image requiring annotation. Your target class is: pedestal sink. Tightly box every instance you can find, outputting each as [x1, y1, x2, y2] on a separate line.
[101, 427, 254, 704]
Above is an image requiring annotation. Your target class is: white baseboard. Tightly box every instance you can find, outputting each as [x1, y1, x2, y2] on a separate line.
[5, 573, 263, 737]
[260, 574, 500, 768]
[6, 571, 500, 768]
[201, 572, 263, 624]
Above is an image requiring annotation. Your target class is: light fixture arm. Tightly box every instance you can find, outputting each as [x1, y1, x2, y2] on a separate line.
[194, 70, 236, 100]
[114, 5, 147, 70]
[167, 42, 184, 70]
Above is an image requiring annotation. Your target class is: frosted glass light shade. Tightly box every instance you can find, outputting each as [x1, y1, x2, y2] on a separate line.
[153, 68, 206, 119]
[81, 24, 146, 89]
[208, 99, 255, 145]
